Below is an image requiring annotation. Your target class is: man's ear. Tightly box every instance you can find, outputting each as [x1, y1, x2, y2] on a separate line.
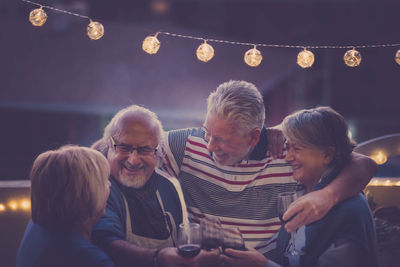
[248, 128, 261, 147]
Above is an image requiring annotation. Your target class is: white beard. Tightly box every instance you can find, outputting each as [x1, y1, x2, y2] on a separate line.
[117, 171, 150, 189]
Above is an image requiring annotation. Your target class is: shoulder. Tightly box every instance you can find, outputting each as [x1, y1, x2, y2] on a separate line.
[333, 193, 371, 220]
[316, 239, 370, 267]
[40, 234, 115, 267]
[68, 237, 115, 267]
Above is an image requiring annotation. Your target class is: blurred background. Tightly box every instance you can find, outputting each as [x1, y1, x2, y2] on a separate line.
[1, 0, 400, 265]
[2, 0, 400, 181]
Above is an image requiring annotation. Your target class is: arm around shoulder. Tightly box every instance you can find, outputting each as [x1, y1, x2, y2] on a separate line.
[283, 152, 377, 232]
[322, 152, 377, 206]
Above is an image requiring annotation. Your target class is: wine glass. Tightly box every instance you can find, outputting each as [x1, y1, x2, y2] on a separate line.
[222, 227, 246, 253]
[277, 192, 304, 257]
[177, 223, 202, 258]
[200, 217, 223, 250]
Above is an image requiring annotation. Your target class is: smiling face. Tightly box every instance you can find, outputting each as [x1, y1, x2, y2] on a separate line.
[107, 116, 158, 189]
[203, 113, 259, 166]
[285, 140, 333, 190]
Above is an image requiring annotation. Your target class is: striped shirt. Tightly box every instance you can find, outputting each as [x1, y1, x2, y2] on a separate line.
[160, 127, 296, 254]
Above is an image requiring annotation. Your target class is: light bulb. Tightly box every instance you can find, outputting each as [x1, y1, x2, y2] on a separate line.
[244, 46, 262, 67]
[370, 151, 387, 165]
[29, 7, 47, 27]
[344, 48, 362, 67]
[297, 48, 315, 68]
[87, 20, 104, 40]
[142, 34, 161, 55]
[196, 40, 214, 62]
[395, 49, 400, 65]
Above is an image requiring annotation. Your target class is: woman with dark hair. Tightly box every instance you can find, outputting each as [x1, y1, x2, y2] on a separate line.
[270, 106, 378, 266]
[17, 145, 115, 267]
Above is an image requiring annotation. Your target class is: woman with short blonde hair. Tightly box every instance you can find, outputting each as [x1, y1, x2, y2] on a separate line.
[17, 145, 115, 267]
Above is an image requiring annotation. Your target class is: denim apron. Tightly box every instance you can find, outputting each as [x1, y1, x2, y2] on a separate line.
[122, 190, 177, 248]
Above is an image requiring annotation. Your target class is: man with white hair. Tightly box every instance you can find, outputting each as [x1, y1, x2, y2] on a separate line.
[91, 105, 194, 267]
[160, 80, 376, 260]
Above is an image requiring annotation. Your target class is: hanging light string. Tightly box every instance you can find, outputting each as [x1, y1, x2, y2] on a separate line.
[22, 0, 90, 20]
[156, 31, 400, 50]
[23, 0, 104, 40]
[22, 0, 400, 67]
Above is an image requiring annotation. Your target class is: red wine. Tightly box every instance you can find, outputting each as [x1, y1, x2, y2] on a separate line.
[178, 244, 201, 258]
[202, 238, 220, 250]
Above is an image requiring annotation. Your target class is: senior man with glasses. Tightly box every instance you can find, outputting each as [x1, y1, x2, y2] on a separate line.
[91, 105, 195, 267]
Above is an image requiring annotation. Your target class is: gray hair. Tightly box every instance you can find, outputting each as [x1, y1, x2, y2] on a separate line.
[30, 145, 110, 230]
[282, 106, 356, 167]
[102, 105, 163, 151]
[206, 80, 265, 134]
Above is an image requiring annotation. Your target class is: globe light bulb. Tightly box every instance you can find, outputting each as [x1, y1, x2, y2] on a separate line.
[395, 49, 400, 65]
[344, 48, 362, 67]
[297, 48, 315, 68]
[87, 20, 104, 40]
[196, 40, 214, 62]
[244, 46, 262, 67]
[29, 6, 47, 27]
[142, 33, 161, 55]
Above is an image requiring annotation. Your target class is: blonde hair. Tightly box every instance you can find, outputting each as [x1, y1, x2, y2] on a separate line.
[206, 80, 265, 134]
[30, 145, 110, 230]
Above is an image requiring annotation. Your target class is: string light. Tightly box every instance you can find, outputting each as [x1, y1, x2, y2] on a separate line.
[22, 1, 400, 69]
[244, 45, 262, 67]
[142, 33, 161, 54]
[8, 201, 18, 211]
[370, 151, 387, 165]
[20, 199, 31, 210]
[344, 48, 362, 67]
[23, 0, 103, 40]
[29, 6, 47, 26]
[297, 48, 315, 68]
[87, 20, 104, 40]
[395, 49, 400, 65]
[196, 40, 214, 62]
[0, 199, 33, 213]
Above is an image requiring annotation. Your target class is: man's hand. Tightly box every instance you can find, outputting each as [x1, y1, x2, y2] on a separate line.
[283, 189, 335, 233]
[194, 248, 221, 267]
[219, 246, 267, 267]
[266, 125, 285, 159]
[158, 247, 196, 267]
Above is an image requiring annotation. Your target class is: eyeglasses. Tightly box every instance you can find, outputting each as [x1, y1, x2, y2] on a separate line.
[110, 136, 158, 155]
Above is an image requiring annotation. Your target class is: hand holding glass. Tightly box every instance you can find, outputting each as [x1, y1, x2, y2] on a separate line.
[222, 227, 246, 253]
[277, 192, 304, 256]
[200, 217, 223, 250]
